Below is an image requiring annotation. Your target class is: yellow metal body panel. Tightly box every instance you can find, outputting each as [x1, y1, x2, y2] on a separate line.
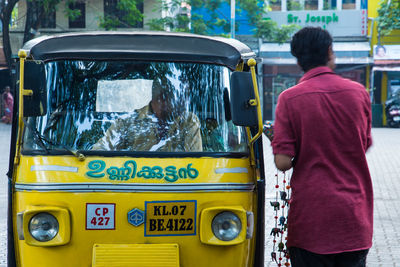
[13, 156, 257, 267]
[16, 156, 253, 184]
[200, 206, 247, 245]
[21, 206, 70, 246]
[382, 71, 388, 125]
[92, 244, 179, 267]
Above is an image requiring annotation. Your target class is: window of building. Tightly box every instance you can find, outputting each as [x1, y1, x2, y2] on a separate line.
[305, 0, 318, 9]
[268, 0, 282, 11]
[103, 0, 143, 28]
[287, 0, 303, 10]
[69, 2, 86, 28]
[40, 7, 56, 28]
[342, 0, 356, 9]
[323, 0, 337, 9]
[271, 0, 360, 12]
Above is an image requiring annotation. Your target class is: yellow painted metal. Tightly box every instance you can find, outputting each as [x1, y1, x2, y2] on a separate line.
[92, 244, 179, 267]
[247, 58, 263, 146]
[13, 155, 257, 266]
[244, 58, 263, 168]
[382, 71, 388, 126]
[245, 128, 255, 167]
[13, 56, 260, 267]
[366, 66, 370, 93]
[14, 51, 27, 166]
[235, 61, 244, 71]
[21, 206, 70, 246]
[16, 156, 253, 184]
[12, 48, 261, 267]
[200, 206, 247, 245]
[14, 190, 256, 267]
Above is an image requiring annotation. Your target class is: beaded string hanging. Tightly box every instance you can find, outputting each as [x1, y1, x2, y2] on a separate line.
[263, 121, 291, 266]
[270, 171, 291, 267]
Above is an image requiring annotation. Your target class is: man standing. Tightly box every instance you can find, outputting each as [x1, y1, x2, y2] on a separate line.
[1, 86, 13, 124]
[271, 27, 373, 266]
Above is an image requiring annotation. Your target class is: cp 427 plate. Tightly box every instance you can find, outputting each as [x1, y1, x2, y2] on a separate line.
[145, 200, 197, 236]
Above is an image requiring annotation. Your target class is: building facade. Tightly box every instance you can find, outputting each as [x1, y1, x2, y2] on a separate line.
[262, 0, 371, 121]
[8, 0, 161, 56]
[191, 0, 374, 122]
[368, 0, 400, 126]
[4, 0, 400, 125]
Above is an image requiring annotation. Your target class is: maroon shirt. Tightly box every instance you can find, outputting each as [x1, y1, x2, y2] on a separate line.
[272, 66, 373, 254]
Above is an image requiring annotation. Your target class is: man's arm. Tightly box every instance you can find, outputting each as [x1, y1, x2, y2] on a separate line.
[365, 92, 373, 151]
[92, 119, 127, 150]
[183, 113, 203, 151]
[274, 154, 293, 171]
[271, 94, 296, 171]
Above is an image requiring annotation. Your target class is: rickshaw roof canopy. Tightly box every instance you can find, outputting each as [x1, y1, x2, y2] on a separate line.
[21, 31, 256, 70]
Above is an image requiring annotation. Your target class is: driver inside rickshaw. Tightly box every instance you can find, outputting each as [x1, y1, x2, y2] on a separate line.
[93, 79, 202, 152]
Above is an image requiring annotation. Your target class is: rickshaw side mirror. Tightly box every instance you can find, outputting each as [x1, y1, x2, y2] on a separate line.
[23, 61, 47, 117]
[229, 71, 258, 127]
[223, 88, 232, 121]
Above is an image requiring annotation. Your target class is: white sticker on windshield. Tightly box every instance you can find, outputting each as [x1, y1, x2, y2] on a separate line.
[96, 79, 153, 112]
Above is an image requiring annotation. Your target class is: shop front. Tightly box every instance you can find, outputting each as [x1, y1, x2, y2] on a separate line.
[260, 42, 371, 120]
[370, 45, 400, 126]
[261, 4, 371, 120]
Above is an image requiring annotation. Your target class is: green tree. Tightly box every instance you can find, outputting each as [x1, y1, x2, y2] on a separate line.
[1, 0, 85, 69]
[23, 0, 63, 43]
[376, 0, 400, 41]
[99, 0, 143, 30]
[146, 0, 192, 32]
[0, 0, 19, 69]
[147, 0, 298, 43]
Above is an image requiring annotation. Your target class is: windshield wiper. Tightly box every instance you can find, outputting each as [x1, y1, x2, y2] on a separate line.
[23, 119, 86, 161]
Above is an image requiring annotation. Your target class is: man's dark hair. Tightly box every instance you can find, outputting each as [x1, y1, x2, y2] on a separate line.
[290, 27, 333, 72]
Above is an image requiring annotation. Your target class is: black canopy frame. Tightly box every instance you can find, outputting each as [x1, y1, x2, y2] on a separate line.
[21, 31, 256, 70]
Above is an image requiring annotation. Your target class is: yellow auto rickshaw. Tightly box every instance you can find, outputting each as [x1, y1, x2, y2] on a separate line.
[8, 31, 266, 267]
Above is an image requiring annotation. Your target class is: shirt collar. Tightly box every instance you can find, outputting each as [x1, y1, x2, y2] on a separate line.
[299, 66, 334, 83]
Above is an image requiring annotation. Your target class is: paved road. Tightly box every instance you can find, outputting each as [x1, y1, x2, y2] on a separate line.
[0, 124, 399, 266]
[0, 123, 10, 267]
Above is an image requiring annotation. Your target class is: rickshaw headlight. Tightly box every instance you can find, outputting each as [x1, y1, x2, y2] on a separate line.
[29, 213, 59, 242]
[212, 211, 242, 241]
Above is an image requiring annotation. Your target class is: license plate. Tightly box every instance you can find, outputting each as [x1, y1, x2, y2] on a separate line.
[86, 203, 115, 230]
[394, 116, 400, 121]
[145, 200, 197, 236]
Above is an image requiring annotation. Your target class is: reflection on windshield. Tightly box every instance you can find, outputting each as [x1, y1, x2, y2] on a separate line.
[23, 61, 248, 153]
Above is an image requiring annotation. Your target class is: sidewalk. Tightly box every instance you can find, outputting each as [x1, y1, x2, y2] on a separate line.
[367, 128, 400, 266]
[0, 123, 10, 267]
[263, 128, 400, 267]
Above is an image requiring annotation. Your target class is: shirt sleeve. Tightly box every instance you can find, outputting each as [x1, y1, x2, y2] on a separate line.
[364, 91, 372, 151]
[183, 113, 203, 152]
[271, 94, 296, 157]
[92, 119, 126, 150]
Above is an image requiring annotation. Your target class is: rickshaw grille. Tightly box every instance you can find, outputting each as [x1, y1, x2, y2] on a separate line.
[92, 243, 179, 267]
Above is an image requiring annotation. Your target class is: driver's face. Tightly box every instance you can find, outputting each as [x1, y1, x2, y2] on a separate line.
[152, 93, 173, 121]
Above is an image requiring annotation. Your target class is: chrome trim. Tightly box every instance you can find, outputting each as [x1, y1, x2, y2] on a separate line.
[214, 167, 248, 174]
[17, 212, 24, 240]
[31, 165, 78, 172]
[15, 182, 255, 193]
[246, 211, 254, 239]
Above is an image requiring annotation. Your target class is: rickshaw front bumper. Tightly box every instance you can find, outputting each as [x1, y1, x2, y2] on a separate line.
[92, 243, 180, 267]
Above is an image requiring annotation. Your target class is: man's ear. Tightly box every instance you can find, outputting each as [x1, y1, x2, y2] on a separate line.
[329, 45, 334, 57]
[327, 46, 336, 70]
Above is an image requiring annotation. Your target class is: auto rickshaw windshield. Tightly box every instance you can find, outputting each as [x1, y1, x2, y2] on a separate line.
[22, 60, 248, 153]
